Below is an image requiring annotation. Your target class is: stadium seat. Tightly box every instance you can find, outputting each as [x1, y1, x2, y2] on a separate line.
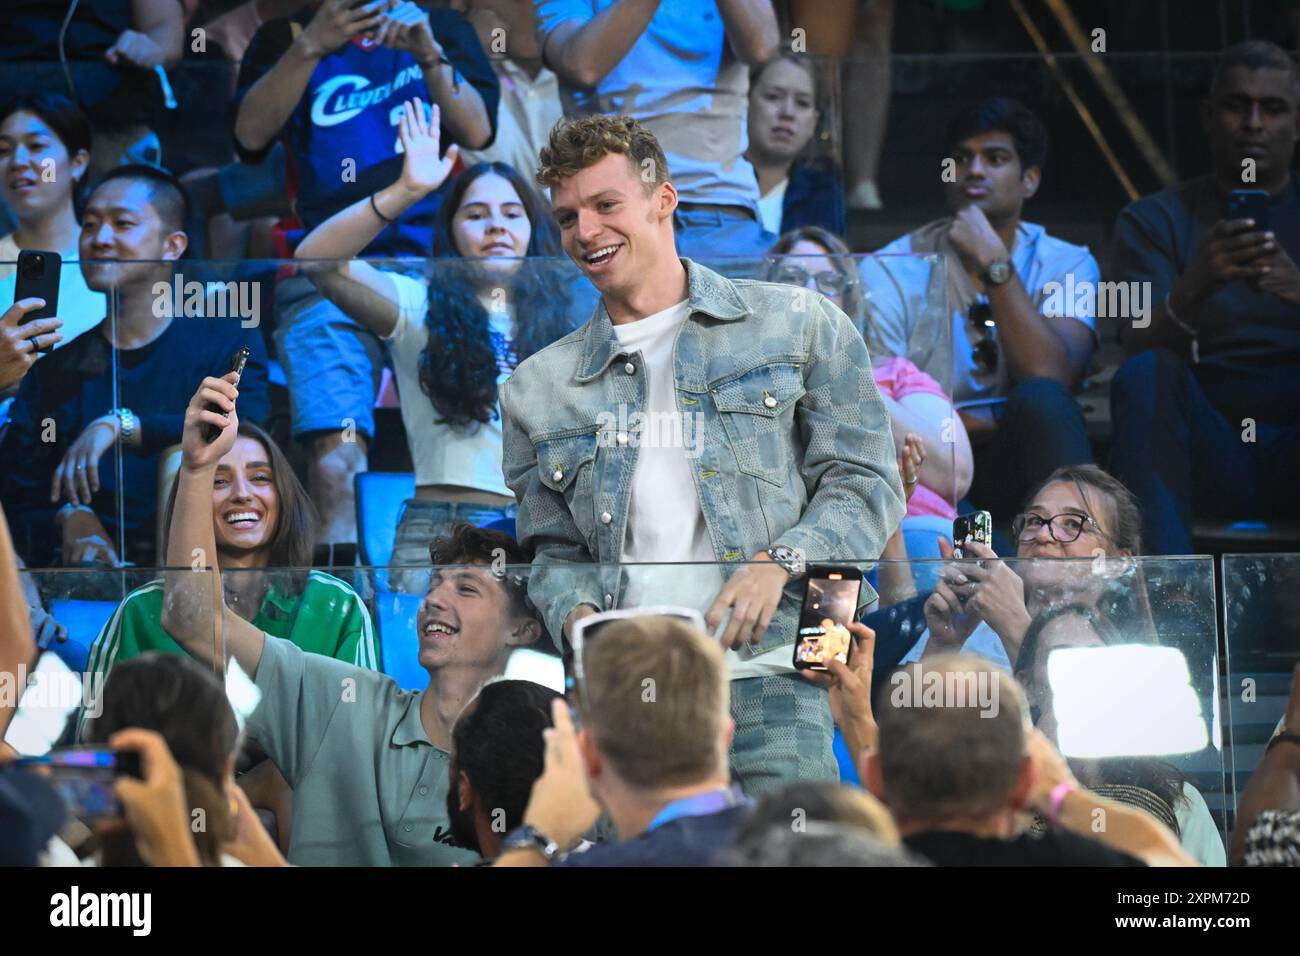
[355, 472, 416, 576]
[373, 589, 428, 692]
[47, 599, 118, 673]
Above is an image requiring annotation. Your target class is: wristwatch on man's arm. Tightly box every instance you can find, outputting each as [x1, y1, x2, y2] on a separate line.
[501, 824, 561, 863]
[766, 545, 805, 578]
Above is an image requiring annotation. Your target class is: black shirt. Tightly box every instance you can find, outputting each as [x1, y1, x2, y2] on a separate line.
[1110, 173, 1300, 426]
[905, 828, 1147, 867]
[0, 316, 269, 567]
[556, 806, 749, 867]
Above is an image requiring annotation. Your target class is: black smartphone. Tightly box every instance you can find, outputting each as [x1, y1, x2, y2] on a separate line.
[952, 510, 992, 559]
[13, 249, 61, 352]
[12, 747, 143, 822]
[203, 346, 251, 443]
[1227, 189, 1270, 233]
[793, 566, 863, 671]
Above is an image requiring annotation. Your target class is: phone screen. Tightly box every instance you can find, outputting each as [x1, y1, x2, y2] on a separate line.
[15, 748, 139, 823]
[793, 569, 861, 670]
[952, 511, 992, 559]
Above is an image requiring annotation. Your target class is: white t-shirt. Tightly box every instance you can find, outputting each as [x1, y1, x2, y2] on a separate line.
[386, 273, 515, 495]
[757, 177, 788, 235]
[613, 300, 794, 678]
[0, 234, 106, 349]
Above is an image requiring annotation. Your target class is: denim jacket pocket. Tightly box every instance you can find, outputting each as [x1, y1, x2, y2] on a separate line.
[534, 427, 600, 545]
[710, 362, 805, 487]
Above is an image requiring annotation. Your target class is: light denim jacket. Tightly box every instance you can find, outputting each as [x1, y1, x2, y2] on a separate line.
[500, 259, 906, 656]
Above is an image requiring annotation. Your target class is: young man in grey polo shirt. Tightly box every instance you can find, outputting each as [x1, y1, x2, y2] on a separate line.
[162, 396, 544, 865]
[536, 0, 779, 257]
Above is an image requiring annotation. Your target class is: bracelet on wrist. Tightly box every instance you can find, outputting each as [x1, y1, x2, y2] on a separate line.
[1047, 780, 1078, 829]
[369, 192, 395, 225]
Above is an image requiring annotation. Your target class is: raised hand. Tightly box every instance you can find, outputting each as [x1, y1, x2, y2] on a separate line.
[374, 1, 443, 68]
[0, 299, 62, 390]
[181, 374, 240, 473]
[299, 0, 386, 60]
[397, 98, 459, 196]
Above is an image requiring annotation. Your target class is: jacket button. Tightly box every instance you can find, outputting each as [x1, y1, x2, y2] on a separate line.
[763, 395, 777, 409]
[404, 823, 413, 832]
[616, 432, 628, 446]
[624, 362, 636, 374]
[419, 786, 428, 796]
[604, 593, 614, 607]
[552, 468, 564, 482]
[600, 511, 612, 524]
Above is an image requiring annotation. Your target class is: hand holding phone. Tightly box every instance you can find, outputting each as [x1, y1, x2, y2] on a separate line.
[951, 511, 992, 559]
[793, 567, 863, 671]
[13, 250, 61, 354]
[203, 347, 251, 443]
[12, 746, 143, 823]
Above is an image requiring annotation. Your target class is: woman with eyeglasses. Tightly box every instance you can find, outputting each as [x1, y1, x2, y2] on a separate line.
[763, 227, 973, 602]
[920, 464, 1154, 669]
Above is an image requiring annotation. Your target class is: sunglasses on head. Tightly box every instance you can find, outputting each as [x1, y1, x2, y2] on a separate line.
[567, 606, 707, 716]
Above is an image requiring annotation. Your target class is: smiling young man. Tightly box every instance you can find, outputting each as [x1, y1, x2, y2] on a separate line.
[500, 115, 905, 795]
[1108, 41, 1300, 554]
[860, 97, 1098, 527]
[0, 165, 268, 568]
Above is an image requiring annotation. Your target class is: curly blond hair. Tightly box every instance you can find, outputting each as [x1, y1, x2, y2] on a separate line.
[536, 115, 670, 192]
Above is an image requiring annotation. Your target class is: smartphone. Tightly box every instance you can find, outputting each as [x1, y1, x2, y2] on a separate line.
[793, 567, 863, 671]
[13, 249, 61, 352]
[203, 346, 251, 443]
[951, 510, 992, 559]
[1227, 189, 1270, 233]
[13, 747, 143, 822]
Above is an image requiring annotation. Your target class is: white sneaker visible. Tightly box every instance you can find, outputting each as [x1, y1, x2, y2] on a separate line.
[848, 179, 883, 211]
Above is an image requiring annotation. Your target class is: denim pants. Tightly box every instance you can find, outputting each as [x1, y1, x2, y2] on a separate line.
[967, 377, 1093, 528]
[388, 498, 518, 594]
[1109, 348, 1300, 555]
[673, 204, 774, 261]
[728, 674, 839, 797]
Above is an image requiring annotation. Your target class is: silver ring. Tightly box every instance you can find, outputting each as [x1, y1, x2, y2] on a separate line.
[30, 334, 41, 352]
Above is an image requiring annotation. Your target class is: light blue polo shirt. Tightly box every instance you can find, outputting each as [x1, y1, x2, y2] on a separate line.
[248, 636, 480, 867]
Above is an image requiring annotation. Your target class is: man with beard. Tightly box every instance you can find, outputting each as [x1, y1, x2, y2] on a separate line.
[446, 678, 562, 859]
[0, 165, 268, 568]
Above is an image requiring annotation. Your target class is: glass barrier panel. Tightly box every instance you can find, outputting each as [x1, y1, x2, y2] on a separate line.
[1221, 553, 1300, 827]
[210, 555, 1223, 866]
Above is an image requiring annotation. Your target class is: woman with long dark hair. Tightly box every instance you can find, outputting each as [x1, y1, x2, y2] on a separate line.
[81, 417, 379, 703]
[297, 98, 576, 592]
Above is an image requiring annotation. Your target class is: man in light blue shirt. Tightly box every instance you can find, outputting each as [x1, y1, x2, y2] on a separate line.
[535, 0, 778, 257]
[861, 97, 1098, 523]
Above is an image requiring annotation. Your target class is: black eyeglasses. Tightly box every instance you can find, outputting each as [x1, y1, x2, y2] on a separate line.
[772, 264, 852, 297]
[1011, 512, 1109, 544]
[968, 301, 998, 374]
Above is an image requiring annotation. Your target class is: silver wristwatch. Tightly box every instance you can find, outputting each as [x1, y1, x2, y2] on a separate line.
[983, 258, 1013, 286]
[115, 407, 138, 443]
[766, 545, 804, 578]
